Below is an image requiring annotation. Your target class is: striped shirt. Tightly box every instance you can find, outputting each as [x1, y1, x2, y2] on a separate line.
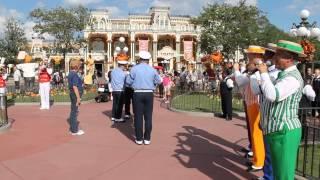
[260, 67, 303, 134]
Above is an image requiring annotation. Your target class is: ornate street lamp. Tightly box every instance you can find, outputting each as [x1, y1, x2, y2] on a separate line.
[290, 10, 320, 57]
[113, 36, 129, 65]
[289, 9, 320, 75]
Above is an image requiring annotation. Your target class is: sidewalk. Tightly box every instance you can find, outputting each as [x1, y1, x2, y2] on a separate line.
[0, 98, 262, 180]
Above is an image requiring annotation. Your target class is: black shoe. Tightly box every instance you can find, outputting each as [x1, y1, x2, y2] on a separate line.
[226, 116, 232, 121]
[240, 148, 250, 153]
[245, 161, 253, 167]
[217, 114, 226, 118]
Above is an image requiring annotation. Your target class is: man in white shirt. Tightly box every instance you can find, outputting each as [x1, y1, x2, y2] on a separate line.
[257, 40, 305, 180]
[13, 65, 22, 94]
[17, 62, 39, 93]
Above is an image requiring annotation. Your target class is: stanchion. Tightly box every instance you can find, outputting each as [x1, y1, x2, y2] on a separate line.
[0, 93, 10, 133]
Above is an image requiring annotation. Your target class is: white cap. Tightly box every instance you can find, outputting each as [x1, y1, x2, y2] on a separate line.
[117, 61, 128, 65]
[139, 51, 151, 60]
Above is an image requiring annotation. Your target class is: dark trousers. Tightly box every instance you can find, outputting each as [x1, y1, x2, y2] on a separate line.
[263, 136, 274, 180]
[112, 91, 124, 119]
[124, 87, 134, 116]
[69, 92, 79, 133]
[24, 77, 35, 92]
[312, 101, 320, 117]
[220, 92, 232, 118]
[244, 101, 252, 149]
[133, 92, 154, 141]
[158, 83, 164, 98]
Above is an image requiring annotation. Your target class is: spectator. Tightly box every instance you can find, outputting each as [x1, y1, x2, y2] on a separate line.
[13, 65, 21, 94]
[312, 68, 320, 117]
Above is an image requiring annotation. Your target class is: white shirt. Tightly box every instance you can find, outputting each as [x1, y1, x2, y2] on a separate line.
[303, 84, 316, 102]
[17, 63, 39, 78]
[234, 70, 249, 87]
[250, 66, 280, 96]
[13, 70, 21, 81]
[260, 66, 300, 102]
[226, 78, 234, 88]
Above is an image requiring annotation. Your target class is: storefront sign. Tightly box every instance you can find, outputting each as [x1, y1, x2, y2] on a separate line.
[158, 46, 176, 60]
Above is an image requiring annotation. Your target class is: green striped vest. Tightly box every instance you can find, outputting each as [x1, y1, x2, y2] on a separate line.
[260, 68, 303, 134]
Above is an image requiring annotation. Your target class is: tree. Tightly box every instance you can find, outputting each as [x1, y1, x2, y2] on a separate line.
[30, 6, 92, 59]
[194, 1, 265, 58]
[194, 0, 302, 59]
[0, 17, 27, 64]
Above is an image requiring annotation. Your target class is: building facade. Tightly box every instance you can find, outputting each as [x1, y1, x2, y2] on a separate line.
[83, 6, 201, 74]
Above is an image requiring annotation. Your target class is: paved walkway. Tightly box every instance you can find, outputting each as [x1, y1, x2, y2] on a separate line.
[0, 98, 262, 180]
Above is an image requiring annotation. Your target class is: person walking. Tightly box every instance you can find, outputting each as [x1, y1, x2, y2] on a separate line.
[68, 59, 84, 136]
[111, 57, 128, 123]
[258, 40, 305, 180]
[38, 66, 51, 110]
[126, 51, 161, 145]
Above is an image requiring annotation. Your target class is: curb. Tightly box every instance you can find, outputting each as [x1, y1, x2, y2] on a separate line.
[168, 105, 245, 118]
[9, 99, 96, 106]
[0, 121, 12, 134]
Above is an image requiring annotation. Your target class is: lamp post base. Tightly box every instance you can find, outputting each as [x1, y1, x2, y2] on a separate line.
[0, 121, 12, 134]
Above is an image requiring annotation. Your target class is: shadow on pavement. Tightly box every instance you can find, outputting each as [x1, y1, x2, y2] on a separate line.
[102, 110, 135, 141]
[173, 126, 256, 180]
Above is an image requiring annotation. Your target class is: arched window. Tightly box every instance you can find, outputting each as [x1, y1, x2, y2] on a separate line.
[100, 19, 106, 29]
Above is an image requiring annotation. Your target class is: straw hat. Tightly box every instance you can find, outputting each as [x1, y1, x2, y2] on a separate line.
[244, 45, 265, 54]
[275, 40, 307, 58]
[264, 43, 277, 53]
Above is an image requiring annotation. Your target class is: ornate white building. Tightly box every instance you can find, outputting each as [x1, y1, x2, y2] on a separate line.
[83, 6, 201, 74]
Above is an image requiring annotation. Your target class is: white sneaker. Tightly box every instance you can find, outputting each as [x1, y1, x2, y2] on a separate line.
[40, 107, 46, 110]
[71, 130, 85, 136]
[114, 118, 125, 122]
[124, 115, 130, 119]
[248, 151, 253, 156]
[111, 117, 115, 121]
[144, 140, 151, 145]
[135, 140, 143, 145]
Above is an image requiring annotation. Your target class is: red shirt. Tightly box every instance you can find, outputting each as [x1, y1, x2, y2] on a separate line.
[0, 75, 6, 88]
[39, 72, 51, 83]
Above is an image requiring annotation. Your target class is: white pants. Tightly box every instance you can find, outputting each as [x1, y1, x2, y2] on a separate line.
[39, 82, 50, 109]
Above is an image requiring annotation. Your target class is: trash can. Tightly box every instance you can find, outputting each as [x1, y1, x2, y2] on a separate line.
[0, 93, 8, 127]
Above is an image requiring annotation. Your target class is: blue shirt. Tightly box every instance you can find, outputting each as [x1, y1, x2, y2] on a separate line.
[111, 67, 126, 91]
[68, 71, 83, 94]
[126, 63, 161, 90]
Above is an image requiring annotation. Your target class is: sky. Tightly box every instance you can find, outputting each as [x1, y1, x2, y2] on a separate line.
[0, 0, 320, 40]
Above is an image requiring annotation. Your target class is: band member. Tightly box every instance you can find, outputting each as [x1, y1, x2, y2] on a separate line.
[258, 40, 305, 180]
[234, 46, 265, 172]
[124, 62, 135, 119]
[111, 57, 128, 122]
[38, 66, 51, 110]
[126, 51, 161, 145]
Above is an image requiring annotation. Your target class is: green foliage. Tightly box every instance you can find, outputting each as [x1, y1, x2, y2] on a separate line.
[30, 6, 91, 55]
[0, 17, 27, 64]
[194, 0, 317, 59]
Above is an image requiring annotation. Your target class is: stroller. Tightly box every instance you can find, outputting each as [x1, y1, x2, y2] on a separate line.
[95, 83, 111, 103]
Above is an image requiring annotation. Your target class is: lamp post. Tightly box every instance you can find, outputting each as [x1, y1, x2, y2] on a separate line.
[113, 36, 129, 66]
[289, 9, 320, 75]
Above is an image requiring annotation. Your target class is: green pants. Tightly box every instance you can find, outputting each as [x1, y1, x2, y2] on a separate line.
[266, 126, 301, 180]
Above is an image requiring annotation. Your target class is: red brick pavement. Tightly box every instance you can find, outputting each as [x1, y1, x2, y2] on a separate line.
[0, 98, 262, 180]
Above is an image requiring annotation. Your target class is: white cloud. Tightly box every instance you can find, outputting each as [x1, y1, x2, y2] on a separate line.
[99, 6, 124, 17]
[64, 0, 102, 5]
[150, 0, 257, 16]
[287, 0, 320, 15]
[0, 5, 23, 36]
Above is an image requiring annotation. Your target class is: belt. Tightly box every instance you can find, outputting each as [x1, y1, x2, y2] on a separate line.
[134, 90, 153, 93]
[113, 90, 123, 92]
